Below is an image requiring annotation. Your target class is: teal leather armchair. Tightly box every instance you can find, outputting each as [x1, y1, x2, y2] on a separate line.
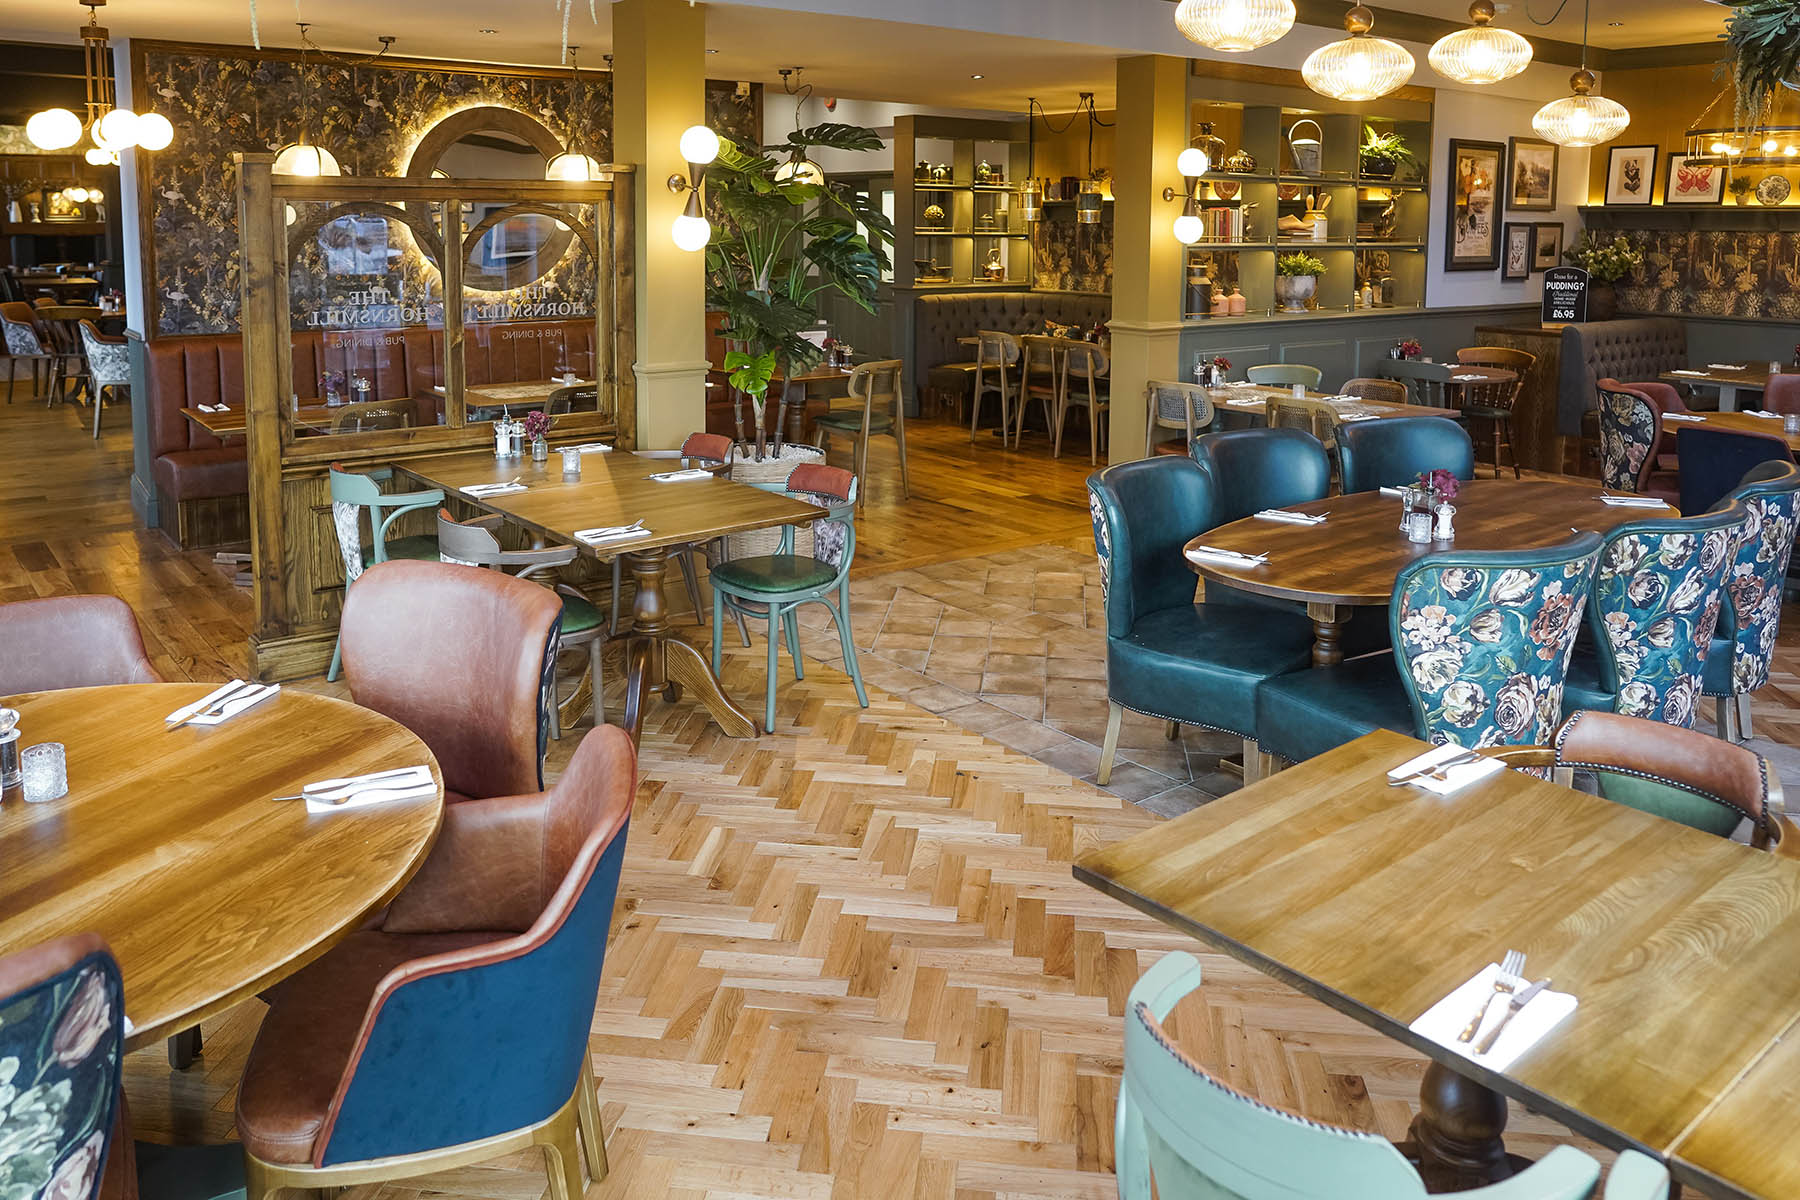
[1336, 417, 1474, 494]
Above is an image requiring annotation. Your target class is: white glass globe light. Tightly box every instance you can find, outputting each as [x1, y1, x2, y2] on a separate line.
[1173, 212, 1205, 244]
[1177, 146, 1211, 178]
[1173, 0, 1296, 52]
[97, 108, 141, 149]
[84, 147, 114, 166]
[1429, 1, 1532, 85]
[545, 152, 599, 181]
[672, 212, 712, 251]
[27, 108, 82, 150]
[1304, 8, 1415, 102]
[1532, 69, 1630, 147]
[64, 186, 89, 204]
[774, 155, 825, 185]
[679, 124, 720, 165]
[135, 112, 174, 151]
[272, 141, 342, 176]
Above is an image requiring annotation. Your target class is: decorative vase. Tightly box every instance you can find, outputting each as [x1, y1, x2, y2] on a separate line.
[1210, 289, 1230, 317]
[1588, 281, 1618, 321]
[1274, 274, 1316, 314]
[1228, 287, 1246, 316]
[531, 437, 549, 462]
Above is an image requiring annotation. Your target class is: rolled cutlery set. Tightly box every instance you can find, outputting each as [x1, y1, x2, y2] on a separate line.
[1597, 493, 1671, 508]
[1184, 544, 1269, 568]
[1253, 508, 1327, 526]
[576, 520, 648, 545]
[648, 468, 714, 483]
[462, 478, 527, 497]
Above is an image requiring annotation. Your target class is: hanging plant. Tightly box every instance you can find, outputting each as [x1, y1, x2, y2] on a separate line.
[1722, 0, 1800, 129]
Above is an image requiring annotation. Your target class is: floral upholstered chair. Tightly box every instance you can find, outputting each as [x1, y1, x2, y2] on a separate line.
[77, 320, 129, 439]
[1563, 503, 1747, 728]
[1703, 461, 1800, 740]
[1596, 384, 1678, 503]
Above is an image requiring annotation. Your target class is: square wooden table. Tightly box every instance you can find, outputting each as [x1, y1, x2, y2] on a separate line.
[397, 447, 824, 741]
[1075, 730, 1800, 1195]
[1662, 409, 1800, 452]
[1659, 366, 1779, 412]
[1207, 384, 1465, 424]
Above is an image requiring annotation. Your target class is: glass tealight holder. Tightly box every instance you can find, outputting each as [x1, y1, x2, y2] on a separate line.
[21, 742, 67, 803]
[1785, 412, 1800, 436]
[560, 447, 582, 481]
[1291, 383, 1307, 398]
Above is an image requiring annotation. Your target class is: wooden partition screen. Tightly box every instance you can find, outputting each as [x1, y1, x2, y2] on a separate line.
[232, 152, 637, 679]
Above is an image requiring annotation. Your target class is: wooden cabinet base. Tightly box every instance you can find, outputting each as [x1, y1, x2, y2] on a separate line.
[165, 493, 250, 550]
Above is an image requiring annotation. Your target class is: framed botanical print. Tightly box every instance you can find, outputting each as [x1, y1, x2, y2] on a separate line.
[1446, 138, 1504, 271]
[1506, 137, 1558, 211]
[1502, 222, 1533, 280]
[1664, 154, 1725, 205]
[1604, 145, 1658, 205]
[1532, 222, 1563, 271]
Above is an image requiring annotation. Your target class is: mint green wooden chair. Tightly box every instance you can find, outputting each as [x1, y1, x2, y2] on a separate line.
[1244, 363, 1322, 389]
[327, 464, 443, 681]
[1120, 952, 1670, 1200]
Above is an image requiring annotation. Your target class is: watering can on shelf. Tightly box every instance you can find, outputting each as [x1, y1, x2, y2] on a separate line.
[1287, 118, 1323, 176]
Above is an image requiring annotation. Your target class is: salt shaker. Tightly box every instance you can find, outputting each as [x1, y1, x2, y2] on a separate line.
[0, 707, 20, 800]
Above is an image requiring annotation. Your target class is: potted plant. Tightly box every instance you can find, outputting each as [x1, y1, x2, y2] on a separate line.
[1391, 338, 1423, 361]
[1723, 0, 1800, 132]
[706, 122, 894, 462]
[1359, 127, 1417, 181]
[1275, 252, 1326, 313]
[1730, 175, 1755, 205]
[1564, 232, 1643, 321]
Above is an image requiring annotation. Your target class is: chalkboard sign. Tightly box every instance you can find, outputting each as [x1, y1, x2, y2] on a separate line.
[1542, 266, 1589, 326]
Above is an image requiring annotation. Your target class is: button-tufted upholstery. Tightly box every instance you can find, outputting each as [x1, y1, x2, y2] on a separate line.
[1557, 318, 1688, 436]
[913, 291, 1110, 402]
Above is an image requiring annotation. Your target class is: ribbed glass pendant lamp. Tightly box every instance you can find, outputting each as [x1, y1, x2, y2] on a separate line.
[1173, 0, 1296, 52]
[1303, 6, 1415, 102]
[1430, 0, 1533, 85]
[1531, 0, 1629, 146]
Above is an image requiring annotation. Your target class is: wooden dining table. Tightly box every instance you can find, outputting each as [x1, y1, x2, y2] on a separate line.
[1185, 478, 1654, 665]
[1663, 409, 1800, 452]
[0, 683, 443, 1055]
[1075, 729, 1800, 1198]
[1208, 384, 1465, 424]
[1659, 365, 1780, 412]
[395, 447, 824, 741]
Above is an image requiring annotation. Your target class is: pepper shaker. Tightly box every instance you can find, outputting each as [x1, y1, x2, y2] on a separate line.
[0, 707, 20, 802]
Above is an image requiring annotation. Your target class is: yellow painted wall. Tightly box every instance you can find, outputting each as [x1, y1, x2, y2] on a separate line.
[1031, 108, 1117, 196]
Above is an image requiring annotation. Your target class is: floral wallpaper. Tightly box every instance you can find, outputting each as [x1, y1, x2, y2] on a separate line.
[1606, 228, 1800, 321]
[140, 46, 758, 335]
[1031, 206, 1112, 294]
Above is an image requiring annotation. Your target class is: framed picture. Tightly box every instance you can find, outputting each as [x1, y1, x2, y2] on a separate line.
[1665, 154, 1725, 205]
[1604, 145, 1658, 206]
[1506, 137, 1558, 211]
[1502, 223, 1533, 280]
[42, 189, 81, 222]
[1446, 139, 1504, 271]
[1533, 222, 1563, 271]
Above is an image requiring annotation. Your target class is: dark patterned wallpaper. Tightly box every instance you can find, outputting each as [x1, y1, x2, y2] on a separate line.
[1606, 228, 1800, 321]
[140, 46, 757, 335]
[1031, 206, 1112, 294]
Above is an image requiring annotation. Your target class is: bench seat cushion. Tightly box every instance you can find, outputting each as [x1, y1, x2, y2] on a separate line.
[152, 446, 248, 502]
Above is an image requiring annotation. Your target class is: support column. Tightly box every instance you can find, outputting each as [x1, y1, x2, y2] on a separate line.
[1108, 54, 1189, 464]
[612, 0, 710, 449]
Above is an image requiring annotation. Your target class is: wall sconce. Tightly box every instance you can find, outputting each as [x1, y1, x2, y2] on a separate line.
[1163, 126, 1222, 244]
[668, 123, 719, 252]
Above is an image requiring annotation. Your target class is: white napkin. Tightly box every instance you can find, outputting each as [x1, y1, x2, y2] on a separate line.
[1409, 963, 1578, 1071]
[575, 524, 649, 545]
[462, 481, 528, 497]
[648, 468, 713, 483]
[197, 403, 229, 413]
[1745, 409, 1784, 419]
[1253, 509, 1326, 525]
[1659, 412, 1704, 422]
[1184, 545, 1268, 569]
[1450, 373, 1488, 381]
[1599, 495, 1672, 508]
[1669, 369, 1709, 377]
[1386, 742, 1506, 795]
[1338, 413, 1380, 422]
[1379, 486, 1406, 498]
[1226, 397, 1266, 407]
[1224, 380, 1260, 388]
[164, 682, 279, 727]
[1708, 363, 1747, 370]
[302, 765, 436, 814]
[572, 442, 612, 454]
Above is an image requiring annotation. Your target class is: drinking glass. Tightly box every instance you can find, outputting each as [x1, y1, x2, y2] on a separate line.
[21, 743, 67, 803]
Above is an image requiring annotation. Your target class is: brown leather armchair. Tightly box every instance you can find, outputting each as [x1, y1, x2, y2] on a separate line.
[338, 559, 563, 803]
[234, 724, 636, 1198]
[0, 594, 161, 695]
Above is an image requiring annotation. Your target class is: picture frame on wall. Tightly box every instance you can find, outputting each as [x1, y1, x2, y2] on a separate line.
[1502, 222, 1533, 280]
[1604, 145, 1658, 206]
[1532, 222, 1563, 271]
[1446, 138, 1504, 271]
[1506, 137, 1558, 211]
[1664, 154, 1726, 205]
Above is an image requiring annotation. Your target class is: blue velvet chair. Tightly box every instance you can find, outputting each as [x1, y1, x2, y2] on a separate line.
[1255, 534, 1603, 765]
[1703, 461, 1800, 741]
[1562, 503, 1747, 728]
[1335, 416, 1475, 494]
[233, 725, 636, 1200]
[1088, 456, 1316, 784]
[1675, 424, 1794, 520]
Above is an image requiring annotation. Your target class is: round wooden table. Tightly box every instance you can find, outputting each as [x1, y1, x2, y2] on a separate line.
[0, 683, 443, 1051]
[1184, 478, 1659, 666]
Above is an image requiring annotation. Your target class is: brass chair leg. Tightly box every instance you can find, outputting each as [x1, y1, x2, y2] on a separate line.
[536, 1096, 587, 1200]
[577, 1057, 610, 1181]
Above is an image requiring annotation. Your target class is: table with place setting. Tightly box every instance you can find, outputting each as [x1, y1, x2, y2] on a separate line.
[1659, 406, 1800, 452]
[1209, 382, 1465, 426]
[1659, 363, 1782, 412]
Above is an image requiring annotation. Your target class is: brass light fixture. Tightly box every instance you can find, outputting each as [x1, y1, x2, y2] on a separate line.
[28, 0, 173, 159]
[1429, 0, 1533, 85]
[667, 124, 718, 251]
[1303, 6, 1415, 102]
[1680, 85, 1800, 167]
[1173, 0, 1296, 53]
[273, 24, 342, 175]
[1531, 0, 1629, 147]
[773, 68, 825, 186]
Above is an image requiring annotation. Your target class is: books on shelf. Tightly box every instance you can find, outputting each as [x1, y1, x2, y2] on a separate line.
[1198, 205, 1246, 243]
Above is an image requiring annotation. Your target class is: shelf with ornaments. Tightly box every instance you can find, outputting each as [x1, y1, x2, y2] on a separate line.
[894, 114, 1031, 291]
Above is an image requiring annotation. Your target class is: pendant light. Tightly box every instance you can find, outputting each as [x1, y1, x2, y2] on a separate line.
[1531, 0, 1628, 147]
[1303, 7, 1415, 102]
[545, 46, 600, 182]
[28, 0, 173, 158]
[1429, 0, 1533, 85]
[274, 24, 342, 176]
[772, 68, 825, 186]
[1173, 0, 1296, 53]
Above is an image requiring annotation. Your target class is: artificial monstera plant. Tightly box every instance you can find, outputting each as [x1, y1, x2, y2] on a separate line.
[705, 122, 894, 460]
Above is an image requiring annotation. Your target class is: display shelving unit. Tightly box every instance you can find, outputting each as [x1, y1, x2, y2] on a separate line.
[892, 115, 1031, 290]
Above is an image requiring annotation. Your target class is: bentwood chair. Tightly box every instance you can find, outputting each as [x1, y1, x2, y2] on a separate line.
[77, 319, 129, 438]
[1675, 425, 1794, 517]
[1254, 534, 1603, 768]
[1266, 394, 1346, 455]
[971, 330, 1020, 444]
[1595, 383, 1679, 504]
[1119, 951, 1672, 1200]
[711, 464, 867, 731]
[1143, 380, 1215, 456]
[1, 300, 56, 403]
[1056, 340, 1109, 464]
[340, 560, 563, 803]
[1244, 363, 1321, 389]
[1337, 376, 1407, 405]
[618, 432, 731, 632]
[234, 725, 635, 1200]
[0, 594, 161, 694]
[1375, 358, 1454, 408]
[1562, 503, 1746, 727]
[1087, 456, 1316, 785]
[1455, 347, 1535, 478]
[1702, 461, 1800, 740]
[1336, 417, 1475, 494]
[815, 358, 909, 506]
[327, 396, 419, 433]
[325, 464, 444, 681]
[437, 510, 609, 734]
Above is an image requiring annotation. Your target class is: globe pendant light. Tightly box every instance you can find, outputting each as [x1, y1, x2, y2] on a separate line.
[28, 0, 173, 155]
[547, 46, 599, 182]
[1531, 0, 1628, 147]
[275, 25, 340, 176]
[1173, 0, 1296, 53]
[1304, 7, 1415, 102]
[27, 109, 82, 151]
[1430, 0, 1533, 85]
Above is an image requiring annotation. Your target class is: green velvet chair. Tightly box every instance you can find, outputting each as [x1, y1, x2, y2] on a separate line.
[1561, 502, 1747, 728]
[1702, 461, 1800, 740]
[1255, 534, 1603, 766]
[326, 464, 444, 681]
[710, 463, 867, 732]
[1087, 456, 1316, 784]
[1244, 363, 1322, 389]
[1120, 951, 1671, 1200]
[1335, 416, 1475, 494]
